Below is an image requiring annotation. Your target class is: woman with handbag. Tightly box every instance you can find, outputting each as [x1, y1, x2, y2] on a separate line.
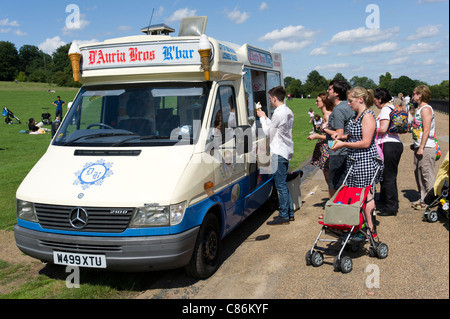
[374, 88, 404, 216]
[410, 85, 437, 210]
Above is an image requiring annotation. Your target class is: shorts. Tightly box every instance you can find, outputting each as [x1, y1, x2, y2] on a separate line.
[328, 154, 347, 190]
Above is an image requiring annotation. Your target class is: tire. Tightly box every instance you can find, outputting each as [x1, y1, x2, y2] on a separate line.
[305, 251, 312, 266]
[340, 256, 353, 273]
[333, 257, 341, 272]
[369, 246, 377, 257]
[427, 211, 439, 223]
[376, 243, 389, 259]
[185, 214, 221, 279]
[350, 244, 360, 253]
[311, 251, 324, 267]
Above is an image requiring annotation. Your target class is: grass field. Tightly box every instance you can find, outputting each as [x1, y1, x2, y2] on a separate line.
[0, 81, 317, 298]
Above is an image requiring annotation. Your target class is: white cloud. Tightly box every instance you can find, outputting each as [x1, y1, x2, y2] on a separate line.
[354, 42, 398, 54]
[270, 40, 313, 52]
[407, 24, 442, 40]
[259, 2, 269, 11]
[13, 30, 27, 36]
[314, 63, 350, 71]
[38, 36, 66, 55]
[399, 42, 442, 55]
[424, 59, 435, 65]
[309, 47, 328, 56]
[326, 27, 399, 45]
[0, 18, 20, 27]
[166, 8, 197, 23]
[226, 8, 250, 24]
[0, 28, 11, 33]
[387, 57, 409, 65]
[259, 25, 318, 41]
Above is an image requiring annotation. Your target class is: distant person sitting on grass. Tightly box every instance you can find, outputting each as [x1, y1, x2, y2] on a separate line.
[28, 118, 49, 134]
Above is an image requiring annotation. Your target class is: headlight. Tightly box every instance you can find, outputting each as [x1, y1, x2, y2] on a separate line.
[170, 201, 187, 226]
[129, 202, 186, 227]
[17, 199, 38, 222]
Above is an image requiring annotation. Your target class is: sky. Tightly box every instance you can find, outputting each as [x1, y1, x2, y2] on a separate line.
[1, 0, 449, 85]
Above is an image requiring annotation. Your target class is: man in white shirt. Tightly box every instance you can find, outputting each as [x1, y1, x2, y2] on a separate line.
[257, 86, 295, 225]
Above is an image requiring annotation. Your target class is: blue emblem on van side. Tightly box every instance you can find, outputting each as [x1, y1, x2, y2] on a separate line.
[74, 159, 113, 190]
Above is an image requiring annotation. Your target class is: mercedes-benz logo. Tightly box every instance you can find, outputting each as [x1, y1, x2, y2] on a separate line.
[69, 207, 89, 229]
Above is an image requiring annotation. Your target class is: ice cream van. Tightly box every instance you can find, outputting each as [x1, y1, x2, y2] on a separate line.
[14, 17, 284, 278]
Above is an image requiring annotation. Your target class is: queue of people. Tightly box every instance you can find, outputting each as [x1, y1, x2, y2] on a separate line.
[302, 82, 439, 228]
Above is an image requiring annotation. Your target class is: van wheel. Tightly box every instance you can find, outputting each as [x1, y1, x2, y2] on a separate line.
[185, 214, 221, 279]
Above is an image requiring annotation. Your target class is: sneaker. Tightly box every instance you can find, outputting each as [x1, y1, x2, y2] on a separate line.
[273, 215, 295, 221]
[267, 218, 290, 225]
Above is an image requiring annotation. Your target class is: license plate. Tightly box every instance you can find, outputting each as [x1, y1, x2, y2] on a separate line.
[53, 251, 107, 268]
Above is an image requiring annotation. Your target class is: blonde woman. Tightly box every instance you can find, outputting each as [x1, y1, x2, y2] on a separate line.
[410, 85, 436, 209]
[331, 87, 383, 237]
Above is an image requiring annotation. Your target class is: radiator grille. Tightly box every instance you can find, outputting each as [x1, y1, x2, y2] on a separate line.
[34, 203, 134, 233]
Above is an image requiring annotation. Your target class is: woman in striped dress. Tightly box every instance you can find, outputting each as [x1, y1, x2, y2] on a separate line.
[331, 87, 383, 237]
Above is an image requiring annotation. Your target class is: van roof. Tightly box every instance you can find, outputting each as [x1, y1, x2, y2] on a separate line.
[77, 34, 282, 84]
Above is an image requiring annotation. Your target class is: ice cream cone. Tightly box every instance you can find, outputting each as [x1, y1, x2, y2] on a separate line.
[198, 48, 211, 81]
[69, 53, 81, 82]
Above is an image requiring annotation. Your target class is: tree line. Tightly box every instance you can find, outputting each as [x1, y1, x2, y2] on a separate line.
[285, 70, 449, 101]
[0, 41, 80, 87]
[1, 40, 448, 99]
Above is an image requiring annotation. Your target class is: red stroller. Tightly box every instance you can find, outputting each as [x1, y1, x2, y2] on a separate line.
[305, 157, 388, 273]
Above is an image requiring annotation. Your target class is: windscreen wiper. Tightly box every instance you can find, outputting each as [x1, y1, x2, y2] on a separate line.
[63, 132, 138, 146]
[111, 135, 171, 147]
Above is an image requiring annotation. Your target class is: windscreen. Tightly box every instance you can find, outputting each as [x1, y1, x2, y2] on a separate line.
[53, 83, 210, 147]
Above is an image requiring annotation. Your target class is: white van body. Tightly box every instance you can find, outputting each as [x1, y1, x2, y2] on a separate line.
[15, 26, 284, 278]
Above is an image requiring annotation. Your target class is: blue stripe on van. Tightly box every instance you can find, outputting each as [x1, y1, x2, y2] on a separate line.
[17, 174, 273, 238]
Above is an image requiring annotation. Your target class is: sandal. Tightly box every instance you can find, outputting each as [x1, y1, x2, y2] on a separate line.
[412, 202, 427, 210]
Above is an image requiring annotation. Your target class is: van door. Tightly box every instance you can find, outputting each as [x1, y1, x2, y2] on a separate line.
[207, 85, 246, 235]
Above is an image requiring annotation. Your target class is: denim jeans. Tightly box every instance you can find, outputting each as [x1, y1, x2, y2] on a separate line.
[272, 154, 294, 219]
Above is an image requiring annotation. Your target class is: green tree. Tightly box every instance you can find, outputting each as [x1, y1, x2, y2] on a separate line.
[286, 78, 303, 98]
[304, 70, 328, 97]
[332, 72, 348, 83]
[0, 41, 20, 81]
[350, 76, 377, 90]
[431, 80, 449, 100]
[392, 75, 416, 96]
[379, 72, 394, 93]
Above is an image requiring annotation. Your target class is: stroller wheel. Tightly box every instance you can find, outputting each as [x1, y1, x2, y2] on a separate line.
[333, 257, 341, 272]
[427, 211, 439, 223]
[350, 243, 360, 253]
[340, 256, 353, 273]
[376, 242, 389, 259]
[311, 251, 324, 267]
[305, 251, 312, 266]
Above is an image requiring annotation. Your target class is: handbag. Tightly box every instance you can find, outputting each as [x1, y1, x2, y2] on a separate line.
[434, 134, 441, 160]
[375, 129, 384, 161]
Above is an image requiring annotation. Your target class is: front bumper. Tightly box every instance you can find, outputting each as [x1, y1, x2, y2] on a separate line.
[14, 225, 199, 272]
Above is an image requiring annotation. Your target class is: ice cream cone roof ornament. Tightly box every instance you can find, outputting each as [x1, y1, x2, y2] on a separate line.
[198, 34, 212, 81]
[68, 42, 82, 82]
